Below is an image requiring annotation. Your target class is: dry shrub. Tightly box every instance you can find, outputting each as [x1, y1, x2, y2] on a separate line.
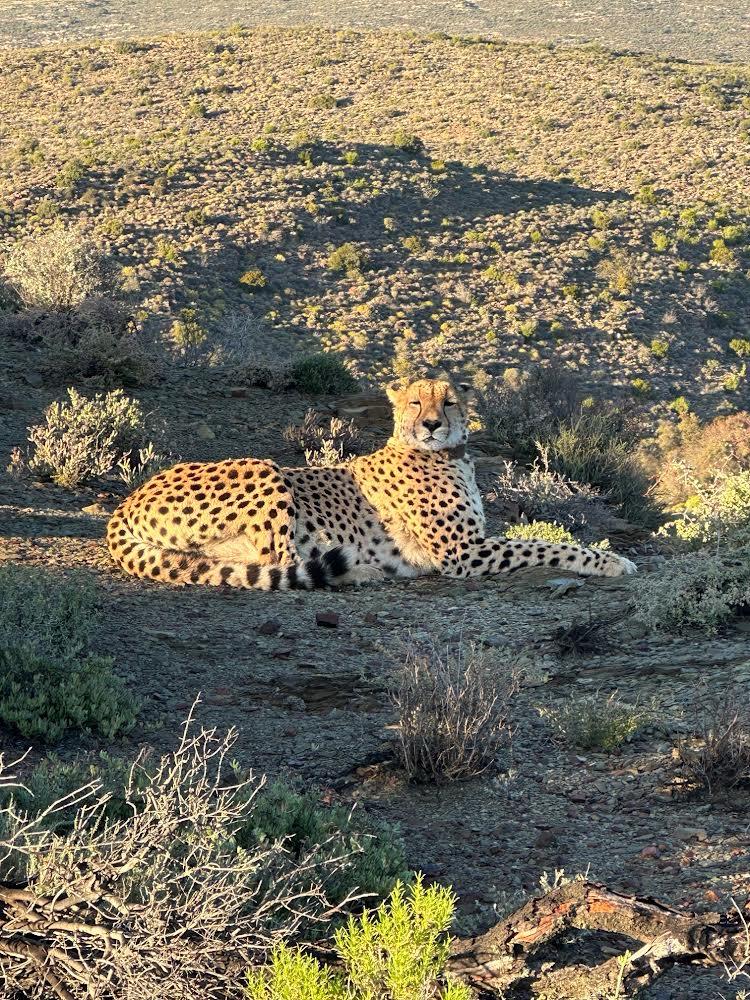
[647, 411, 750, 506]
[3, 222, 107, 310]
[390, 638, 517, 784]
[0, 712, 361, 1000]
[283, 410, 361, 467]
[2, 224, 151, 384]
[674, 683, 750, 796]
[477, 364, 583, 461]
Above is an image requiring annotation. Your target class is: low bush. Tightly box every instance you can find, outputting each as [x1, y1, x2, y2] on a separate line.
[21, 387, 160, 489]
[673, 683, 750, 796]
[658, 470, 750, 548]
[0, 564, 137, 742]
[2, 225, 150, 384]
[327, 243, 366, 277]
[545, 409, 658, 526]
[0, 749, 406, 904]
[477, 364, 583, 461]
[390, 130, 425, 155]
[539, 692, 652, 751]
[0, 719, 367, 998]
[390, 638, 517, 784]
[503, 520, 577, 545]
[246, 878, 471, 1000]
[645, 411, 750, 507]
[486, 456, 606, 533]
[284, 410, 361, 467]
[3, 222, 107, 311]
[239, 781, 408, 905]
[289, 354, 358, 395]
[632, 547, 750, 634]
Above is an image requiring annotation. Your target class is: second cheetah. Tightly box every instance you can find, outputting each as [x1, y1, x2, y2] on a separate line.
[106, 377, 637, 589]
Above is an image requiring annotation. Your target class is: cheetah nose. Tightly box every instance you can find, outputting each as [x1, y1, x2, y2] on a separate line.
[423, 419, 442, 432]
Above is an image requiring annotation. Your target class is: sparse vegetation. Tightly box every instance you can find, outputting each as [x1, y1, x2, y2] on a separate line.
[539, 692, 652, 751]
[390, 638, 517, 784]
[21, 387, 160, 489]
[0, 565, 137, 742]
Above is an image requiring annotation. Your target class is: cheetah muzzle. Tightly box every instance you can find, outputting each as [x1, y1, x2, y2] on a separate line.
[107, 377, 638, 590]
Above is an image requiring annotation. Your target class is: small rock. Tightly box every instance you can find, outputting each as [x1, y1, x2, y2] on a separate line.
[195, 422, 216, 440]
[364, 612, 379, 624]
[257, 618, 281, 636]
[82, 502, 109, 515]
[228, 387, 249, 398]
[534, 830, 557, 848]
[639, 845, 661, 859]
[547, 577, 585, 597]
[316, 611, 340, 628]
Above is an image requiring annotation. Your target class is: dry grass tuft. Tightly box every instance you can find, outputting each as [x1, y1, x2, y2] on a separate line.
[390, 638, 517, 784]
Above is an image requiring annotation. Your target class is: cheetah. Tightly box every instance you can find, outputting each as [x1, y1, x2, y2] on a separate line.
[106, 377, 637, 590]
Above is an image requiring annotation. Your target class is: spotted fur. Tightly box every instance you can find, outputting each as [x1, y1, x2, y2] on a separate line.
[107, 378, 637, 590]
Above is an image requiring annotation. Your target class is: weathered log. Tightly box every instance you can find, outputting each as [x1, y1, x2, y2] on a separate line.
[449, 879, 750, 998]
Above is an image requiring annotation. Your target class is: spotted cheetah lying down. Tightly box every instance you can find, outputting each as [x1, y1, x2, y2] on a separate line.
[107, 378, 637, 589]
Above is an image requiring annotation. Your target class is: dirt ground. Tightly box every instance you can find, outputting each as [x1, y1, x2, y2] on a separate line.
[1, 0, 749, 64]
[2, 342, 750, 998]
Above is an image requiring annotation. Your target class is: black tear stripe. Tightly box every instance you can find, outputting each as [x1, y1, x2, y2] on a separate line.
[306, 558, 328, 588]
[323, 546, 349, 578]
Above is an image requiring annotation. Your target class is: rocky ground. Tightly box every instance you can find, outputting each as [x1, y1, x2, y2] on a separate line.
[2, 348, 750, 998]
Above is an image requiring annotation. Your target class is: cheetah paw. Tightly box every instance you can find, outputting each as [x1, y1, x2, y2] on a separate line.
[605, 555, 638, 576]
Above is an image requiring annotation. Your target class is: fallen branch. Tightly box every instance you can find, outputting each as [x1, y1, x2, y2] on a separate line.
[449, 879, 750, 998]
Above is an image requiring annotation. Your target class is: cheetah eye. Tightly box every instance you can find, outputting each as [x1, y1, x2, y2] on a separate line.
[409, 401, 420, 407]
[444, 400, 456, 407]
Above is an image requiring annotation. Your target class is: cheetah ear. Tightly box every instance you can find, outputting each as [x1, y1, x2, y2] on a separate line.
[385, 382, 403, 405]
[455, 381, 475, 400]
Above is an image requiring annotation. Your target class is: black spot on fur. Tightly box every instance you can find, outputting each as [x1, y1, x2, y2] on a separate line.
[306, 558, 328, 588]
[246, 564, 260, 586]
[323, 547, 349, 578]
[268, 568, 282, 591]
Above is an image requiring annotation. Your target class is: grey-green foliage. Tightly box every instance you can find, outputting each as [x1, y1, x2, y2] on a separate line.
[539, 692, 652, 751]
[0, 565, 138, 742]
[289, 354, 358, 394]
[246, 878, 472, 1000]
[545, 409, 659, 526]
[25, 387, 156, 488]
[0, 753, 406, 905]
[0, 752, 139, 831]
[237, 780, 409, 906]
[632, 547, 750, 634]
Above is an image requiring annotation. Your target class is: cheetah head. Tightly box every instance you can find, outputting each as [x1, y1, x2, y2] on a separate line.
[386, 378, 474, 452]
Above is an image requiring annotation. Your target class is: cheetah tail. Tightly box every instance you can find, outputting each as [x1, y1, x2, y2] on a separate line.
[106, 513, 351, 590]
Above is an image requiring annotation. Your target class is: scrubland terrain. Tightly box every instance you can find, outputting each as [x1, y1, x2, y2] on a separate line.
[1, 26, 750, 1000]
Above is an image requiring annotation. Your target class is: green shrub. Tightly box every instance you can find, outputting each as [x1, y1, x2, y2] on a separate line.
[632, 547, 750, 634]
[0, 565, 137, 742]
[238, 782, 408, 905]
[0, 752, 138, 830]
[289, 354, 358, 394]
[539, 692, 652, 751]
[658, 470, 750, 548]
[246, 879, 472, 1000]
[238, 268, 268, 291]
[22, 387, 157, 489]
[390, 130, 424, 155]
[327, 243, 365, 277]
[545, 409, 658, 525]
[504, 520, 575, 544]
[729, 338, 750, 358]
